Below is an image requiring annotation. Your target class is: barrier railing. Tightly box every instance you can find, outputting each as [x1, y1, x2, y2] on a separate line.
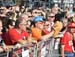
[0, 37, 62, 57]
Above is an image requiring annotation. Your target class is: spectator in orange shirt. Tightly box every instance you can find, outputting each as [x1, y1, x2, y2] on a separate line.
[31, 16, 44, 41]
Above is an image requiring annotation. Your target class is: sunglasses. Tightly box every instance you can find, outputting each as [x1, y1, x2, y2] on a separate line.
[33, 12, 41, 14]
[28, 16, 33, 17]
[48, 16, 55, 18]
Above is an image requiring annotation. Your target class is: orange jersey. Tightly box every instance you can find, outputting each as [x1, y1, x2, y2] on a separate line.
[31, 27, 42, 41]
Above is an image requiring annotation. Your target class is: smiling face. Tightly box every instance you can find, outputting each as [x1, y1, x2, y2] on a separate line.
[51, 7, 58, 14]
[68, 23, 75, 33]
[32, 9, 41, 17]
[15, 17, 27, 31]
[35, 21, 44, 30]
[63, 19, 68, 27]
[70, 27, 75, 33]
[19, 20, 27, 31]
[48, 13, 55, 22]
[44, 21, 50, 29]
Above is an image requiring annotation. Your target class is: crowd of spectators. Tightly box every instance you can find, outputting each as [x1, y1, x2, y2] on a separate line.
[0, 4, 75, 57]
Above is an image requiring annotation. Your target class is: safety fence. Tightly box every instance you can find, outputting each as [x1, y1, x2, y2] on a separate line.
[0, 37, 61, 57]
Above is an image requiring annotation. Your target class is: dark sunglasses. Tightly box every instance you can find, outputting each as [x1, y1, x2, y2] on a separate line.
[28, 16, 33, 17]
[33, 12, 41, 14]
[48, 16, 55, 18]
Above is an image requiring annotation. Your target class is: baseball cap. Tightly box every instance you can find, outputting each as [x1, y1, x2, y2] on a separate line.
[33, 16, 44, 23]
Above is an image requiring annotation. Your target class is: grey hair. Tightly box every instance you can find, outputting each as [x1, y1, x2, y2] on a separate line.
[19, 13, 28, 19]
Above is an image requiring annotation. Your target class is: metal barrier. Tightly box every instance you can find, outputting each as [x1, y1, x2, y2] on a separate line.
[0, 37, 61, 57]
[37, 38, 51, 57]
[0, 52, 8, 57]
[0, 43, 37, 57]
[11, 43, 37, 57]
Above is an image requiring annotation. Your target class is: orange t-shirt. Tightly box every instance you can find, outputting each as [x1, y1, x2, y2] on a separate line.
[31, 27, 42, 41]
